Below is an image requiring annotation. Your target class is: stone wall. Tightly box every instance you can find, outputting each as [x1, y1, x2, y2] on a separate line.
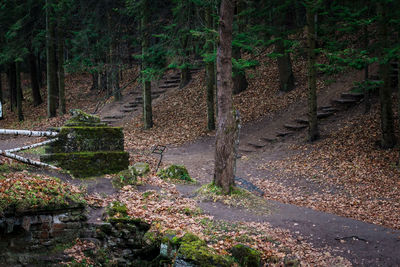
[0, 208, 87, 265]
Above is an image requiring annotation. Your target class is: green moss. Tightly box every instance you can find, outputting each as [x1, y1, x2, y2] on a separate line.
[41, 151, 129, 178]
[65, 109, 105, 127]
[230, 244, 261, 267]
[112, 168, 137, 188]
[106, 201, 128, 217]
[157, 164, 193, 182]
[48, 126, 124, 153]
[177, 233, 234, 267]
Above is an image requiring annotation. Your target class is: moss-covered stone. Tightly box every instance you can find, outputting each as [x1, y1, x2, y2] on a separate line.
[230, 244, 261, 267]
[106, 201, 129, 217]
[41, 151, 129, 178]
[176, 233, 234, 267]
[47, 126, 124, 153]
[132, 162, 150, 176]
[157, 165, 193, 182]
[65, 109, 106, 127]
[112, 168, 137, 188]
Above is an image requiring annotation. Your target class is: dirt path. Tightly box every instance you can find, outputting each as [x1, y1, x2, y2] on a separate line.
[164, 133, 400, 266]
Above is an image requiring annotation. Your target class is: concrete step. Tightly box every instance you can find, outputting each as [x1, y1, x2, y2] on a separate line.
[284, 124, 307, 131]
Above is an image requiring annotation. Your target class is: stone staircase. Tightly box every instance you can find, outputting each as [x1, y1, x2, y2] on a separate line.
[99, 68, 201, 126]
[239, 89, 367, 153]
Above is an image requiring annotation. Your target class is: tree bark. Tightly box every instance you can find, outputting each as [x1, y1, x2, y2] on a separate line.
[0, 67, 3, 104]
[91, 72, 99, 91]
[232, 0, 248, 95]
[46, 0, 57, 118]
[276, 37, 295, 92]
[214, 0, 236, 195]
[7, 63, 17, 111]
[57, 24, 66, 115]
[29, 52, 43, 106]
[205, 3, 216, 131]
[363, 26, 371, 114]
[306, 2, 319, 142]
[180, 35, 192, 89]
[377, 3, 395, 148]
[15, 62, 24, 121]
[141, 0, 153, 129]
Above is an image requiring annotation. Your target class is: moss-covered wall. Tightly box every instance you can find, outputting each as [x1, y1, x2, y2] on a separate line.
[47, 127, 124, 153]
[41, 151, 129, 178]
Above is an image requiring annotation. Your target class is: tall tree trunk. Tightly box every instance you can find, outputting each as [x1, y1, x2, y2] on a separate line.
[46, 0, 57, 118]
[29, 52, 43, 106]
[232, 0, 248, 95]
[205, 3, 215, 131]
[142, 0, 153, 129]
[0, 67, 3, 104]
[91, 72, 99, 91]
[15, 62, 24, 122]
[8, 63, 17, 111]
[57, 24, 66, 115]
[276, 37, 295, 92]
[363, 26, 371, 114]
[180, 36, 192, 89]
[214, 0, 235, 195]
[306, 2, 319, 142]
[377, 3, 395, 148]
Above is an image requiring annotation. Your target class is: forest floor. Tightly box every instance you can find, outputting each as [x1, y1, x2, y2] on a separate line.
[1, 51, 400, 265]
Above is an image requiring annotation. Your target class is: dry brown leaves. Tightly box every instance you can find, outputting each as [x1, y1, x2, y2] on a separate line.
[257, 103, 400, 229]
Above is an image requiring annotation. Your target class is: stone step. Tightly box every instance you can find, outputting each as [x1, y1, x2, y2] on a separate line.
[152, 90, 166, 94]
[103, 115, 125, 120]
[170, 75, 181, 79]
[165, 79, 180, 84]
[125, 103, 139, 108]
[160, 84, 179, 89]
[276, 131, 293, 137]
[260, 137, 277, 143]
[333, 98, 358, 105]
[239, 146, 257, 153]
[321, 107, 339, 113]
[284, 124, 307, 131]
[247, 142, 266, 149]
[121, 108, 138, 113]
[317, 111, 334, 119]
[101, 119, 119, 125]
[294, 118, 309, 125]
[341, 92, 364, 100]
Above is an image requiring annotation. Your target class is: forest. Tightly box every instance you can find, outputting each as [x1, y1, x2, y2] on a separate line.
[0, 0, 400, 266]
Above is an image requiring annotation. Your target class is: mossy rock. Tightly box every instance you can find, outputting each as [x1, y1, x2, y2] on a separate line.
[132, 162, 150, 176]
[106, 201, 128, 217]
[175, 233, 234, 267]
[41, 151, 129, 178]
[113, 168, 137, 188]
[157, 165, 193, 182]
[230, 244, 261, 267]
[65, 109, 106, 127]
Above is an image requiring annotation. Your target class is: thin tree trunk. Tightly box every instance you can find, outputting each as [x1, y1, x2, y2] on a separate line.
[15, 62, 24, 121]
[29, 52, 43, 106]
[91, 72, 99, 91]
[363, 26, 371, 114]
[276, 37, 295, 92]
[205, 3, 215, 131]
[0, 129, 58, 137]
[214, 0, 235, 195]
[142, 0, 153, 129]
[46, 0, 57, 118]
[377, 3, 395, 148]
[180, 36, 192, 89]
[8, 63, 17, 111]
[0, 67, 3, 104]
[306, 2, 319, 142]
[57, 24, 66, 115]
